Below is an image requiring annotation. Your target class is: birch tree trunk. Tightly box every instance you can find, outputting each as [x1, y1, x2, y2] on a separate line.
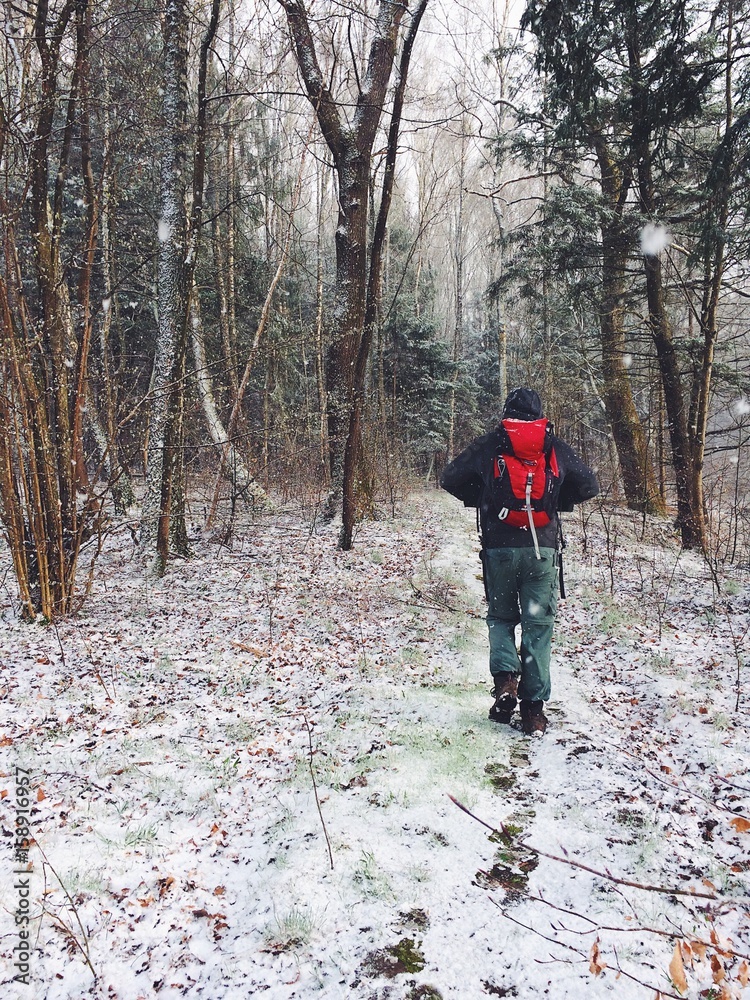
[141, 0, 220, 572]
[140, 0, 190, 568]
[189, 288, 267, 503]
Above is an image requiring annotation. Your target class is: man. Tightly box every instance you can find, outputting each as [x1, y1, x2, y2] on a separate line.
[441, 387, 599, 736]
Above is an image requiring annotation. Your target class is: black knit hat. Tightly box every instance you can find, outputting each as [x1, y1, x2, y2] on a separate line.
[502, 387, 543, 420]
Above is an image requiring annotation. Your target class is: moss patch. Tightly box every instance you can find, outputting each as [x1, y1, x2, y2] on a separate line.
[361, 937, 426, 978]
[484, 762, 516, 791]
[405, 985, 443, 999]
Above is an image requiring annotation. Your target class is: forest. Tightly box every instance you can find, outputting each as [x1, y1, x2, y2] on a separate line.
[1, 3, 750, 998]
[1, 0, 748, 616]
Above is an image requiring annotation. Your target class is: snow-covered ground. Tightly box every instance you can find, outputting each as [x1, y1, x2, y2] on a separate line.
[1, 490, 748, 999]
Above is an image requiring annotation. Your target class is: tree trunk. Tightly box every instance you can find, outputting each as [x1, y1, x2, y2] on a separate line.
[189, 290, 267, 502]
[0, 0, 104, 619]
[141, 0, 220, 572]
[688, 2, 735, 548]
[339, 0, 428, 549]
[627, 28, 703, 548]
[594, 135, 665, 515]
[141, 0, 190, 569]
[279, 0, 408, 527]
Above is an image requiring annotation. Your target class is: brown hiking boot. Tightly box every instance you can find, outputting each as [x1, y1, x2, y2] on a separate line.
[520, 700, 547, 737]
[489, 673, 518, 724]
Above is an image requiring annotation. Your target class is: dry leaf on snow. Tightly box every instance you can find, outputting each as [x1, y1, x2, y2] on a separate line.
[589, 938, 607, 976]
[679, 940, 693, 968]
[710, 953, 725, 983]
[669, 941, 689, 995]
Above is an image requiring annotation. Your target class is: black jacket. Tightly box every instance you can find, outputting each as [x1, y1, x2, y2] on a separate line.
[441, 425, 599, 549]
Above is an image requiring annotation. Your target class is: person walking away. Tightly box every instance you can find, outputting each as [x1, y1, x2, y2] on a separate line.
[440, 388, 599, 736]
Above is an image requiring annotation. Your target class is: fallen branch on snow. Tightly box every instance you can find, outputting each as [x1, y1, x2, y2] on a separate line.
[448, 794, 719, 901]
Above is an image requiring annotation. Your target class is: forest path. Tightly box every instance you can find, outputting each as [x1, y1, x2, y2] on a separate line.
[0, 490, 748, 999]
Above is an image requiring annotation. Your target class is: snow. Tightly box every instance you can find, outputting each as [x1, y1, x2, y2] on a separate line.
[0, 492, 748, 999]
[157, 219, 172, 243]
[640, 223, 672, 256]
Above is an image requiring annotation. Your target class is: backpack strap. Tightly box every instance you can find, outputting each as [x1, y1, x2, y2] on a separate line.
[557, 513, 566, 599]
[476, 505, 489, 604]
[525, 470, 541, 559]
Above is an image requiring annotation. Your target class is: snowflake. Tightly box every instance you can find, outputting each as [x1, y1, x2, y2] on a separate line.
[640, 223, 671, 256]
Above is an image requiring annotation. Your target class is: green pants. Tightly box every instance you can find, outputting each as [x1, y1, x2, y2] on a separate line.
[484, 546, 558, 702]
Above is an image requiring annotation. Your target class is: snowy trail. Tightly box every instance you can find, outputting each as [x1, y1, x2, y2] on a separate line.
[1, 491, 748, 999]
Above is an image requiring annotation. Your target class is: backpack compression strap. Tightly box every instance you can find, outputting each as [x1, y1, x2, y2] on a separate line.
[524, 471, 541, 559]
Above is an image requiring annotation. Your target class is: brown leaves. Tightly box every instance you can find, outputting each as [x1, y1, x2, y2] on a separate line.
[669, 941, 688, 993]
[157, 876, 175, 898]
[710, 953, 725, 984]
[669, 941, 688, 995]
[231, 641, 266, 657]
[665, 934, 750, 998]
[729, 816, 750, 833]
[589, 937, 607, 976]
[709, 928, 734, 958]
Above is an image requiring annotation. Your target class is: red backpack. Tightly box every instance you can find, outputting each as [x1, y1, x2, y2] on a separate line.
[491, 418, 560, 550]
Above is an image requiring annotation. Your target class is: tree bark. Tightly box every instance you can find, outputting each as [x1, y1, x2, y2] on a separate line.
[340, 0, 428, 549]
[0, 0, 104, 618]
[627, 25, 703, 548]
[142, 0, 220, 572]
[688, 1, 735, 548]
[279, 0, 408, 526]
[593, 134, 665, 515]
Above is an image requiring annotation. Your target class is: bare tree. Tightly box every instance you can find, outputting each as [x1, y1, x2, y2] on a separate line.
[278, 0, 427, 544]
[141, 0, 220, 573]
[0, 0, 106, 619]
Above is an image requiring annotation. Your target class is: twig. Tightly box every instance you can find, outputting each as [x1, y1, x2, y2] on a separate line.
[390, 593, 483, 618]
[36, 841, 97, 981]
[448, 795, 719, 900]
[304, 715, 334, 870]
[41, 771, 110, 794]
[610, 943, 685, 999]
[528, 892, 750, 961]
[595, 734, 750, 822]
[94, 671, 113, 701]
[51, 620, 67, 669]
[485, 900, 586, 958]
[487, 900, 685, 999]
[722, 603, 748, 713]
[717, 775, 750, 794]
